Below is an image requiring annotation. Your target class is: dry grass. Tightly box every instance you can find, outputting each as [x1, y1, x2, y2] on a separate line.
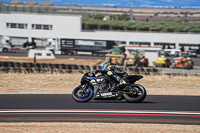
[139, 75, 200, 95]
[0, 73, 199, 95]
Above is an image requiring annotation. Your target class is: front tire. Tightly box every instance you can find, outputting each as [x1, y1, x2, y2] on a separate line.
[72, 85, 93, 102]
[123, 84, 146, 103]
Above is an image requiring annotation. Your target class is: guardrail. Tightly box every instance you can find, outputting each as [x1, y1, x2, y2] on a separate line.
[0, 61, 200, 76]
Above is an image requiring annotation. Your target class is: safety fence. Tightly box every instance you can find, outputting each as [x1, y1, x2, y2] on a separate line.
[0, 61, 200, 76]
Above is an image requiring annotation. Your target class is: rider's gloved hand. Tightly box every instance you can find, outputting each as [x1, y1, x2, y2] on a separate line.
[94, 69, 103, 74]
[93, 69, 99, 74]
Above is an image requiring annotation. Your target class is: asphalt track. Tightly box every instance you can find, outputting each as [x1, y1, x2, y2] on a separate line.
[0, 94, 200, 124]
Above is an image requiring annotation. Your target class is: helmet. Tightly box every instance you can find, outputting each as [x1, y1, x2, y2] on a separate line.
[100, 62, 110, 70]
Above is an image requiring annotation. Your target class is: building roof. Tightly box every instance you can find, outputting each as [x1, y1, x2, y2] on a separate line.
[9, 1, 22, 4]
[25, 1, 38, 5]
[41, 2, 53, 6]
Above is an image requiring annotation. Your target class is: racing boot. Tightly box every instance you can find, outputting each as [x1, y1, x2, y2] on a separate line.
[116, 79, 126, 90]
[111, 80, 126, 91]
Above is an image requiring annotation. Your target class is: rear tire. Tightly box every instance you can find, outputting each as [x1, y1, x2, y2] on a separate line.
[61, 51, 67, 55]
[3, 48, 8, 53]
[187, 60, 194, 69]
[123, 84, 146, 103]
[72, 85, 93, 102]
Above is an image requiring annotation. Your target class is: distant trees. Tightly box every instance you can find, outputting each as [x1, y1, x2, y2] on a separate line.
[91, 14, 130, 21]
[92, 14, 104, 20]
[82, 18, 200, 33]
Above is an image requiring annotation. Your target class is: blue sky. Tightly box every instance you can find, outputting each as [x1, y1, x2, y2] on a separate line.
[1, 0, 200, 8]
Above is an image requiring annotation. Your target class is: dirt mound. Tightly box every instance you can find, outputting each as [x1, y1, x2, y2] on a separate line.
[0, 56, 104, 65]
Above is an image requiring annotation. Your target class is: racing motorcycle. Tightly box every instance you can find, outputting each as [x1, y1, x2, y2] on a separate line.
[72, 70, 146, 103]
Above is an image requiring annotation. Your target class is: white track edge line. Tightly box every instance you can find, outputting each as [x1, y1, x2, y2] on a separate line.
[0, 110, 200, 115]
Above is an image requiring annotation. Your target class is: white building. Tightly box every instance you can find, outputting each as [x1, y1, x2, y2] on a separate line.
[0, 13, 82, 42]
[0, 12, 200, 49]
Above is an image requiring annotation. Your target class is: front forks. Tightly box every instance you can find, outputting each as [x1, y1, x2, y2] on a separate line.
[82, 85, 86, 90]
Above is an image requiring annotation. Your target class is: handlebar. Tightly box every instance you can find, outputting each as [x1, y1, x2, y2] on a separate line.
[85, 69, 103, 77]
[85, 70, 96, 77]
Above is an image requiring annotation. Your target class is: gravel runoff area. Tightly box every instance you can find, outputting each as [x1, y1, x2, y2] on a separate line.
[0, 123, 199, 133]
[0, 73, 199, 132]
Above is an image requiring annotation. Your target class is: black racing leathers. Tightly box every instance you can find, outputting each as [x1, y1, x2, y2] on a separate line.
[95, 65, 128, 83]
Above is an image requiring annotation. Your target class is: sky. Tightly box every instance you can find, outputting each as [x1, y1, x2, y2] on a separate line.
[1, 0, 200, 8]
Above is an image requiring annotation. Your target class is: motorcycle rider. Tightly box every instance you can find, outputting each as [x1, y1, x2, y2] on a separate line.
[95, 62, 128, 91]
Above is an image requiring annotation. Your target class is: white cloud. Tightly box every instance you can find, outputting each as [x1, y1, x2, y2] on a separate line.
[160, 0, 173, 2]
[137, 0, 157, 5]
[103, 3, 115, 6]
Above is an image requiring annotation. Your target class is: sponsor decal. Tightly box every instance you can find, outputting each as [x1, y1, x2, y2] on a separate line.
[101, 92, 112, 96]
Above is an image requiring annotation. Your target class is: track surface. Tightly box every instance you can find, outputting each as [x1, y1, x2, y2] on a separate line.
[0, 94, 200, 111]
[0, 94, 200, 124]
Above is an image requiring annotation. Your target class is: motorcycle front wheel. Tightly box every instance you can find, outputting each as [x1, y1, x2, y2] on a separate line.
[123, 84, 146, 103]
[72, 85, 94, 102]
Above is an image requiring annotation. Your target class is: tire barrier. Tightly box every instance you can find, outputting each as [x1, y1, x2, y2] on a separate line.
[0, 61, 200, 75]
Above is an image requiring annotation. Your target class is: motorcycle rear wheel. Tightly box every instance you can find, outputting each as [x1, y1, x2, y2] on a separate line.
[72, 85, 93, 102]
[123, 84, 146, 103]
